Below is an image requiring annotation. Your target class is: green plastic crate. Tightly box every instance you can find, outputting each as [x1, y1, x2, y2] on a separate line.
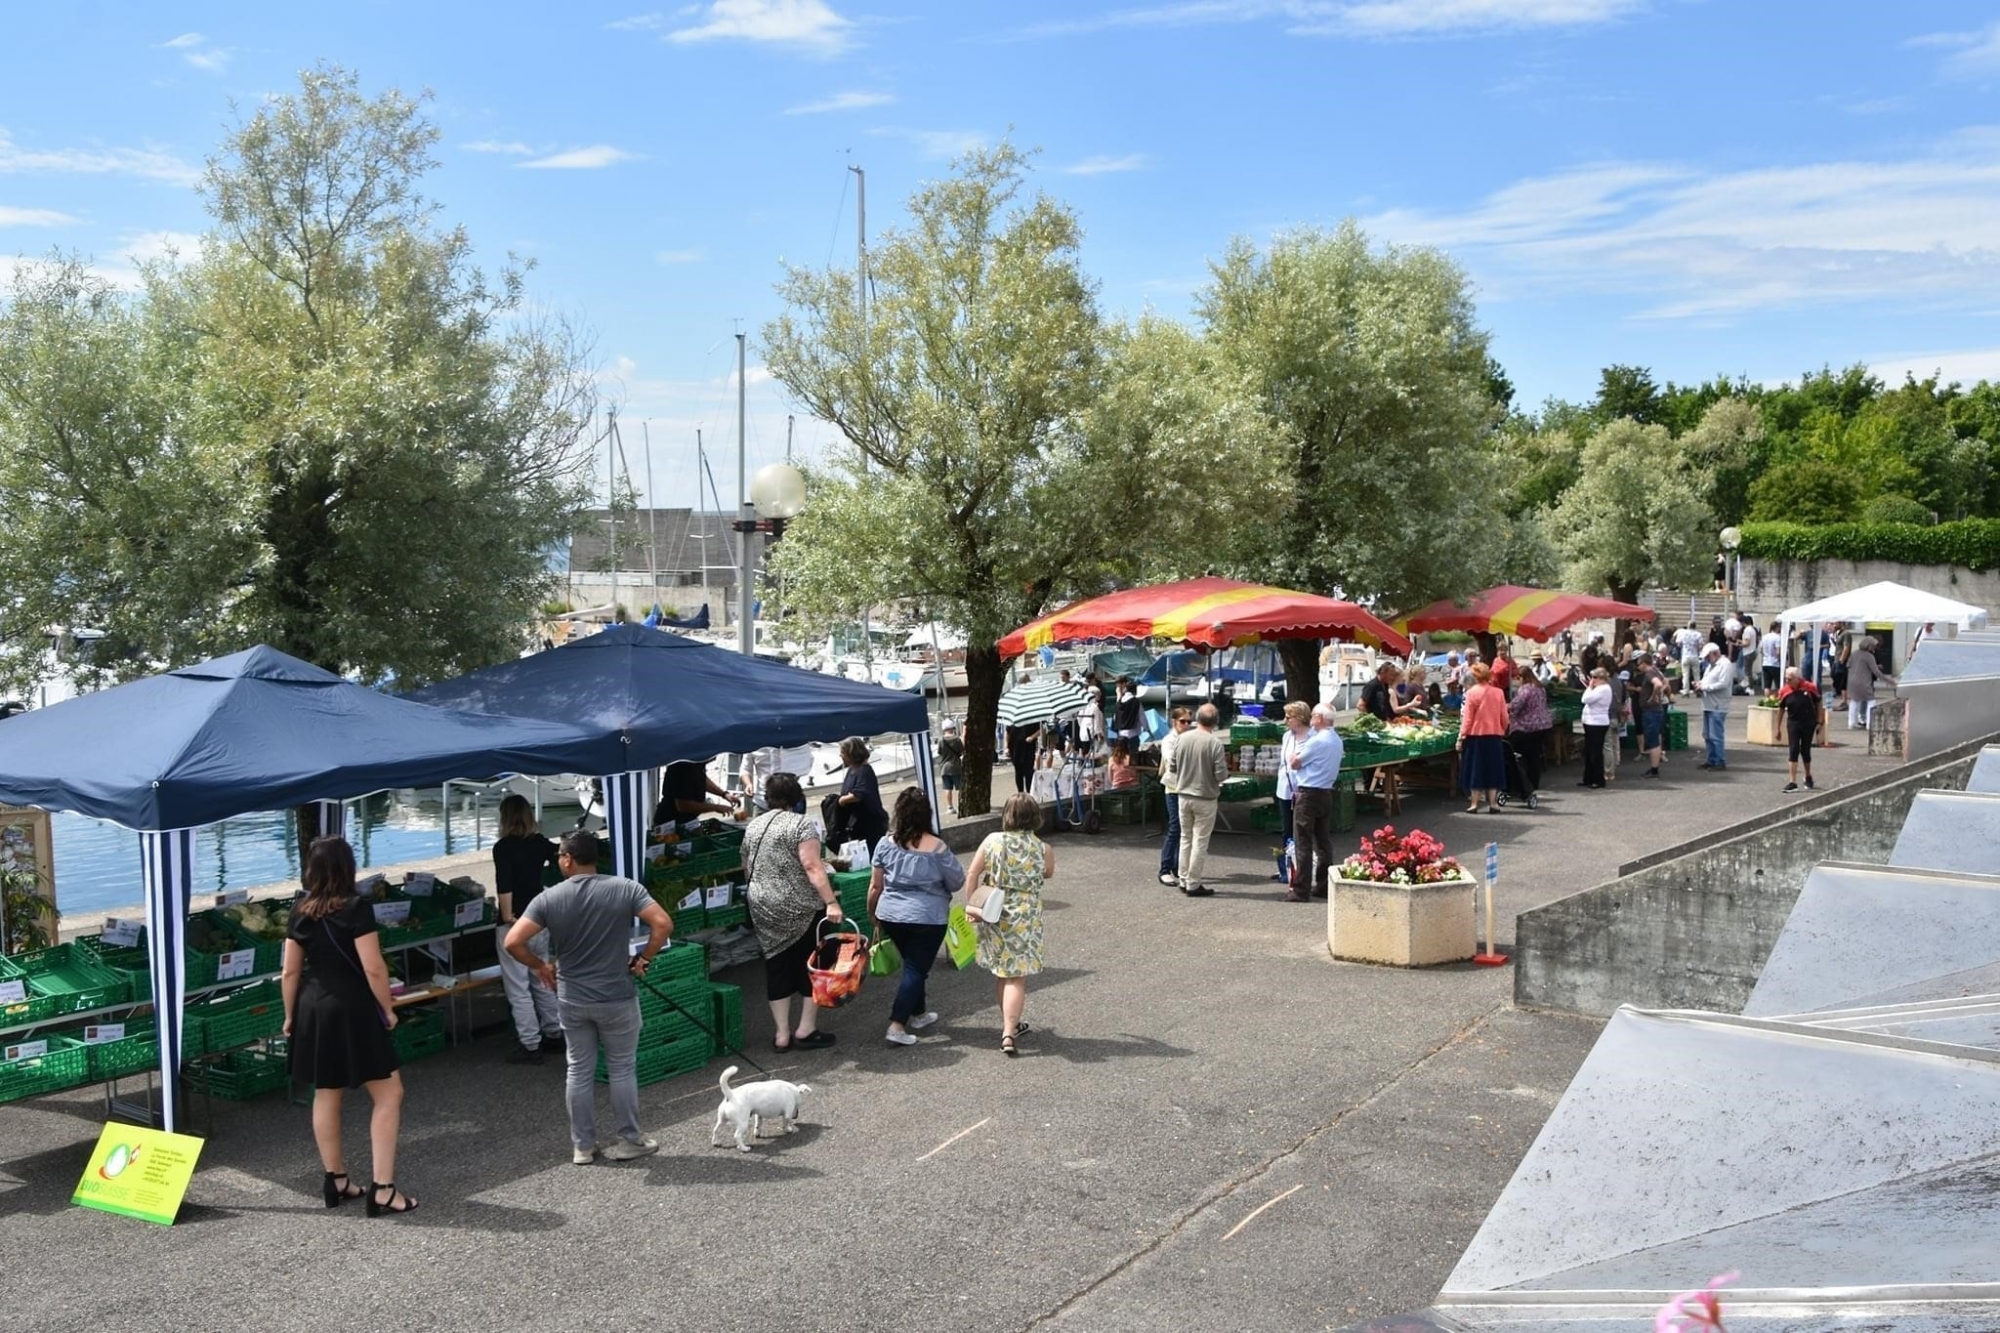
[652, 940, 708, 982]
[708, 982, 744, 1055]
[636, 1006, 705, 1049]
[391, 1006, 447, 1063]
[83, 1022, 160, 1082]
[1250, 801, 1285, 834]
[183, 909, 251, 987]
[829, 868, 872, 897]
[197, 1047, 289, 1101]
[638, 975, 710, 1025]
[0, 943, 128, 1018]
[705, 903, 750, 931]
[0, 1034, 89, 1104]
[75, 934, 154, 1004]
[599, 1030, 711, 1086]
[185, 979, 284, 1055]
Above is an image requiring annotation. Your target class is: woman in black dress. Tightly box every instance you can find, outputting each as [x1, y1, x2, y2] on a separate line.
[835, 736, 889, 852]
[281, 836, 418, 1216]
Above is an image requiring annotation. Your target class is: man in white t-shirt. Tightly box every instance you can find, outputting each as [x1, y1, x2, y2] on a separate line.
[1759, 626, 1782, 695]
[1674, 621, 1704, 696]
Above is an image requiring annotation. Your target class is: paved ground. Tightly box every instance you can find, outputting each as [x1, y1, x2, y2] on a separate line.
[0, 698, 1902, 1333]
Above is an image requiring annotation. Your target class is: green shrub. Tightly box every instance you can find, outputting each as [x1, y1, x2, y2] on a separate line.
[1746, 459, 1859, 524]
[1859, 493, 1932, 525]
[1739, 518, 2000, 570]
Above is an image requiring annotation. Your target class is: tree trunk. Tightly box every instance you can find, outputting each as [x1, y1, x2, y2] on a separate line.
[295, 802, 325, 852]
[960, 643, 1005, 817]
[1474, 631, 1499, 664]
[1608, 580, 1642, 654]
[1278, 639, 1320, 709]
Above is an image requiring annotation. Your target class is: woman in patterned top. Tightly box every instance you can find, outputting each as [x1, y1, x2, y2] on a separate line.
[745, 771, 844, 1051]
[963, 793, 1056, 1056]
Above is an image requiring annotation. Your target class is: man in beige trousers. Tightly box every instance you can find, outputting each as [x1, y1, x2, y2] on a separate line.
[1163, 703, 1228, 897]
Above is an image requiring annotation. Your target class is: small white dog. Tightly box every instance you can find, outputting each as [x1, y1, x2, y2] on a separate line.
[710, 1065, 813, 1152]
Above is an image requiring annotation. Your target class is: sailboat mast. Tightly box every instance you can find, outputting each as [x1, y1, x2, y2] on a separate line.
[606, 408, 618, 623]
[642, 420, 659, 612]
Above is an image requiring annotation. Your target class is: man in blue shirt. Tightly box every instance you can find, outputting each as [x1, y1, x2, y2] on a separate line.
[1286, 703, 1347, 902]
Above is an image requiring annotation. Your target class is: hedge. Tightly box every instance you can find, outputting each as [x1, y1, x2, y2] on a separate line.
[1739, 520, 2000, 571]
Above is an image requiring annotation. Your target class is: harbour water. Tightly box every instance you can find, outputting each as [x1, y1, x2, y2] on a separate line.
[50, 790, 584, 916]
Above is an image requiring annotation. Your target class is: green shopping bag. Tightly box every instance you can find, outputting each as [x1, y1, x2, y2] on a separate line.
[945, 903, 978, 970]
[869, 935, 903, 977]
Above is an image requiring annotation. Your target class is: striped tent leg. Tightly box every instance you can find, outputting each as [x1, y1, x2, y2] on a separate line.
[909, 731, 941, 833]
[141, 828, 195, 1133]
[314, 800, 345, 840]
[599, 770, 654, 881]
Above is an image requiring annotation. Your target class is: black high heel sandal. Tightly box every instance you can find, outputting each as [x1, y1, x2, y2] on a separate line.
[367, 1181, 418, 1217]
[322, 1171, 364, 1208]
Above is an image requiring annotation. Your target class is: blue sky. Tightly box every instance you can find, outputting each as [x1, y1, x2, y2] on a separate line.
[9, 0, 2000, 507]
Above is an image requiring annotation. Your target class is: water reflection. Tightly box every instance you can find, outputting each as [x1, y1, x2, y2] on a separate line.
[52, 788, 584, 915]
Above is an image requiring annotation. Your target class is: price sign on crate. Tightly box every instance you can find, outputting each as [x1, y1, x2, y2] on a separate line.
[84, 1024, 126, 1044]
[0, 979, 25, 1004]
[102, 918, 141, 947]
[372, 900, 411, 926]
[453, 899, 484, 929]
[358, 874, 386, 898]
[677, 888, 703, 911]
[5, 1040, 49, 1062]
[213, 890, 248, 909]
[216, 949, 257, 982]
[704, 883, 733, 910]
[405, 873, 436, 898]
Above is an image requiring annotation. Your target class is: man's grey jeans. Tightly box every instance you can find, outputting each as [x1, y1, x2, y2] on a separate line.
[559, 996, 643, 1152]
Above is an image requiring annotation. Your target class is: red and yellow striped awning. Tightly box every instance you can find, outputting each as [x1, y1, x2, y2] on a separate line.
[1395, 585, 1656, 641]
[998, 577, 1412, 657]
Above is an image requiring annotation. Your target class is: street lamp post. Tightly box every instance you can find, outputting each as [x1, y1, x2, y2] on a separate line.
[1720, 525, 1742, 600]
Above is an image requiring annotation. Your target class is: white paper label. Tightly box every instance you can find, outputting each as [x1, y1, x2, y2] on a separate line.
[405, 873, 436, 897]
[101, 918, 140, 947]
[84, 1023, 125, 1044]
[4, 1040, 49, 1062]
[677, 888, 703, 911]
[704, 883, 732, 910]
[217, 948, 257, 981]
[0, 979, 25, 1004]
[453, 899, 483, 928]
[373, 900, 411, 926]
[358, 874, 386, 898]
[214, 889, 249, 908]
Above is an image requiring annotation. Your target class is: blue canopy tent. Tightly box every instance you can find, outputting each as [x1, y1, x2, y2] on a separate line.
[405, 624, 937, 881]
[0, 646, 591, 1132]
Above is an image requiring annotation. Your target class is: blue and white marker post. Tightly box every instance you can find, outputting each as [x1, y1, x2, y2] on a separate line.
[1474, 840, 1509, 966]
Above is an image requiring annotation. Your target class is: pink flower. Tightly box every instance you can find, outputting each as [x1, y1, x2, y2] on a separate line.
[1656, 1272, 1736, 1333]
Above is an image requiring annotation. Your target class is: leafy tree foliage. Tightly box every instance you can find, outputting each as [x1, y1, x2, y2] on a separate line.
[1747, 458, 1861, 525]
[1546, 419, 1713, 605]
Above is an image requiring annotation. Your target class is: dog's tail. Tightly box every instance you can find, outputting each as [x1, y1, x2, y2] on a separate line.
[718, 1065, 739, 1097]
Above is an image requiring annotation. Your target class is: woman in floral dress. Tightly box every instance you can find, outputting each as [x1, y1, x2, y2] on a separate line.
[963, 794, 1055, 1056]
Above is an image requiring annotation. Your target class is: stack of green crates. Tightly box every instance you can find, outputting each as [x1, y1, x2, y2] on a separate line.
[392, 1005, 448, 1063]
[84, 1022, 160, 1082]
[604, 940, 712, 1086]
[1666, 708, 1689, 751]
[197, 1046, 289, 1101]
[184, 978, 284, 1056]
[708, 981, 745, 1056]
[832, 868, 873, 930]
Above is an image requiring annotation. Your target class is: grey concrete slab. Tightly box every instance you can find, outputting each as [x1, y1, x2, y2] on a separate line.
[1889, 790, 2000, 875]
[1967, 745, 2000, 794]
[1742, 863, 2000, 1017]
[1899, 639, 2000, 684]
[1445, 1010, 2000, 1296]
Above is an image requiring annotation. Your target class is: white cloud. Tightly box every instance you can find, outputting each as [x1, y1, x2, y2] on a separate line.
[870, 126, 986, 160]
[605, 12, 669, 30]
[117, 230, 203, 266]
[665, 0, 854, 54]
[1, 229, 203, 294]
[1866, 346, 2000, 387]
[1923, 22, 2000, 79]
[656, 248, 704, 264]
[0, 128, 199, 186]
[784, 89, 894, 115]
[1064, 153, 1152, 176]
[464, 140, 537, 155]
[1363, 136, 2000, 318]
[517, 145, 642, 170]
[1014, 0, 1639, 39]
[159, 31, 230, 73]
[0, 206, 76, 226]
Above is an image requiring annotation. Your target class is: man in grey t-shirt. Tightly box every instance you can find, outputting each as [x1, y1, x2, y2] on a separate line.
[507, 831, 673, 1165]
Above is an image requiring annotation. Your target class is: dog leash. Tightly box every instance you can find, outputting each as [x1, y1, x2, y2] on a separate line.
[633, 967, 775, 1080]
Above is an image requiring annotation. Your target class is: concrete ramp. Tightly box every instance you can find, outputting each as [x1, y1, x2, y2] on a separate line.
[1437, 1009, 2000, 1327]
[1889, 790, 2000, 875]
[1779, 996, 2000, 1051]
[1900, 639, 2000, 684]
[1742, 863, 2000, 1016]
[1968, 745, 2000, 794]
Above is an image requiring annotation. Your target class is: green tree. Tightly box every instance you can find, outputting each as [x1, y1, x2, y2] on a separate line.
[1546, 418, 1713, 606]
[1198, 223, 1515, 699]
[1680, 395, 1765, 525]
[1747, 458, 1861, 524]
[764, 146, 1274, 814]
[1592, 364, 1663, 425]
[1860, 493, 1932, 525]
[0, 65, 596, 699]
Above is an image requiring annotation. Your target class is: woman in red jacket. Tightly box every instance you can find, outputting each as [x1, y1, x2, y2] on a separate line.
[1456, 662, 1511, 815]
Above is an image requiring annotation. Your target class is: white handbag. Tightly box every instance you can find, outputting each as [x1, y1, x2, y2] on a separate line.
[968, 883, 1006, 924]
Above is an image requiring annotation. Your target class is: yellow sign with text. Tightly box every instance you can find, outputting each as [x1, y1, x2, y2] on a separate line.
[72, 1123, 204, 1225]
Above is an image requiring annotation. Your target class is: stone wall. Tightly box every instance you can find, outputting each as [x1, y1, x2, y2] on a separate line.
[1737, 557, 2000, 620]
[1513, 732, 1998, 1017]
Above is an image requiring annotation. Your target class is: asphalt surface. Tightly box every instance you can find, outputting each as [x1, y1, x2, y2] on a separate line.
[0, 697, 1902, 1333]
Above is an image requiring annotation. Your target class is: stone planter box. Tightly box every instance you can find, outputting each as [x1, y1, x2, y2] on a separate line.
[1330, 873, 1477, 967]
[1746, 705, 1782, 746]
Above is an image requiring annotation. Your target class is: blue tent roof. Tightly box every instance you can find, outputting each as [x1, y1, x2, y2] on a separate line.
[405, 623, 930, 773]
[0, 646, 593, 830]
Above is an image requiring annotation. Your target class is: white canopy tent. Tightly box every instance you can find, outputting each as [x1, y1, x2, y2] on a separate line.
[1779, 580, 1991, 685]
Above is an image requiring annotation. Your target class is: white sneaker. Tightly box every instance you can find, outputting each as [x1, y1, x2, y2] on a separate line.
[603, 1136, 660, 1161]
[572, 1147, 597, 1166]
[908, 1012, 939, 1031]
[885, 1029, 918, 1046]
